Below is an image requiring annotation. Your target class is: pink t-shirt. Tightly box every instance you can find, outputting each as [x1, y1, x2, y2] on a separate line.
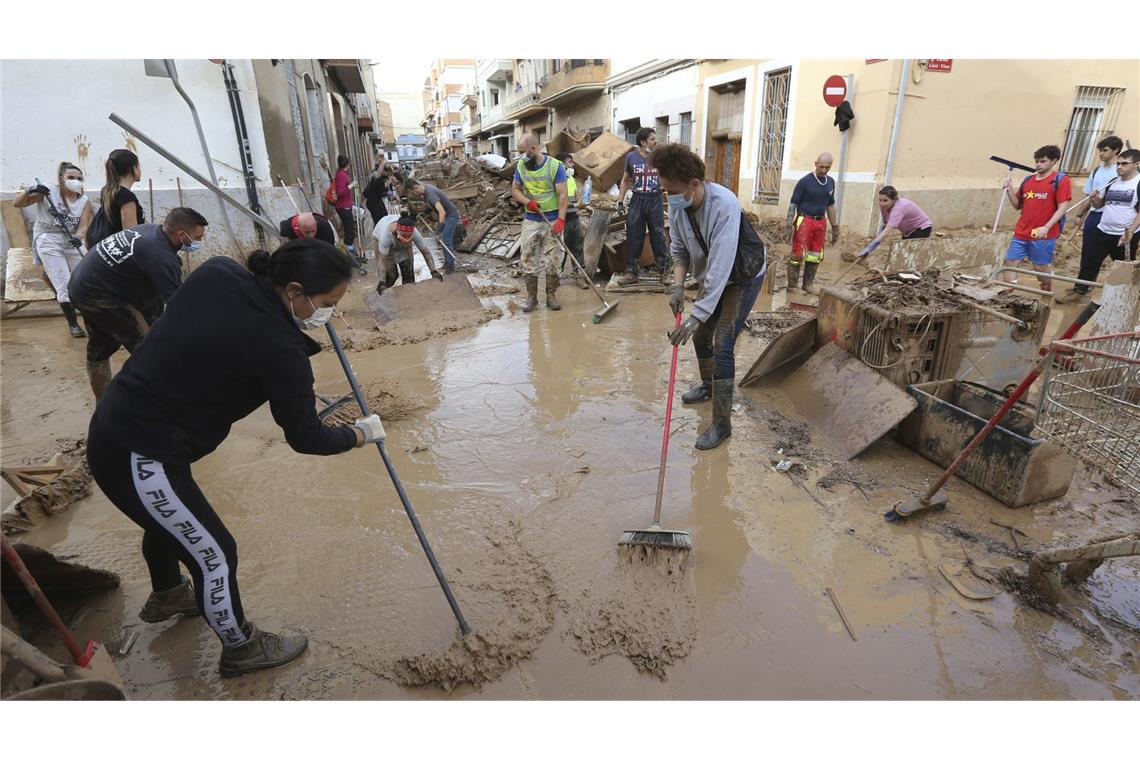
[334, 169, 353, 210]
[882, 197, 932, 236]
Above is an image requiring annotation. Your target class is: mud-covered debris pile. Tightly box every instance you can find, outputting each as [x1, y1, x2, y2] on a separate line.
[563, 548, 698, 680]
[855, 270, 1040, 316]
[319, 379, 426, 424]
[336, 307, 502, 351]
[2, 442, 93, 535]
[744, 309, 813, 342]
[384, 524, 557, 693]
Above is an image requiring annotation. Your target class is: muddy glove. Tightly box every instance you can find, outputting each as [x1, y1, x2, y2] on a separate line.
[617, 201, 625, 215]
[354, 414, 386, 445]
[668, 314, 702, 346]
[830, 225, 840, 245]
[551, 218, 564, 235]
[526, 200, 540, 213]
[669, 285, 685, 315]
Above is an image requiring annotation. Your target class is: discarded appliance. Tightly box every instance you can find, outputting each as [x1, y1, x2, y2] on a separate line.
[896, 380, 1076, 507]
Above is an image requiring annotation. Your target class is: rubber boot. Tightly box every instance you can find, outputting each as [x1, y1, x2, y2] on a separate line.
[87, 359, 113, 400]
[219, 621, 309, 678]
[521, 275, 539, 313]
[802, 261, 820, 295]
[60, 302, 86, 338]
[786, 261, 802, 293]
[139, 576, 199, 622]
[546, 276, 561, 310]
[682, 357, 715, 404]
[695, 379, 734, 450]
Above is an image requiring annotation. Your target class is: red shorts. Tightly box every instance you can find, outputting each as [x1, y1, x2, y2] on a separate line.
[791, 215, 827, 263]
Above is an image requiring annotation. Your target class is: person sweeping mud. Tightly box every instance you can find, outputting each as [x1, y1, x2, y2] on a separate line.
[655, 143, 766, 450]
[85, 238, 386, 677]
[511, 133, 568, 312]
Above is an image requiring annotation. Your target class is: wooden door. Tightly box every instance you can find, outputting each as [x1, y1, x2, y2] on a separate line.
[714, 138, 742, 194]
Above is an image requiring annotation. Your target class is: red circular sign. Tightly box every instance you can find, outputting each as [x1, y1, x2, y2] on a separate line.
[823, 75, 847, 107]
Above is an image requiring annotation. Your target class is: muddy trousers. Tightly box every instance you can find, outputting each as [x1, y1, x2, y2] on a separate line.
[86, 418, 249, 648]
[692, 271, 764, 380]
[625, 193, 668, 271]
[1073, 225, 1139, 293]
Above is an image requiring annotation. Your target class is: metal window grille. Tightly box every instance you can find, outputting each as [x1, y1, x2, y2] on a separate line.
[679, 112, 692, 147]
[755, 68, 790, 204]
[1061, 86, 1126, 174]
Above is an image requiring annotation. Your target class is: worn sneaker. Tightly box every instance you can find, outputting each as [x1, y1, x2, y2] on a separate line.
[68, 322, 87, 338]
[1054, 288, 1089, 304]
[219, 621, 309, 678]
[139, 577, 199, 622]
[613, 271, 639, 287]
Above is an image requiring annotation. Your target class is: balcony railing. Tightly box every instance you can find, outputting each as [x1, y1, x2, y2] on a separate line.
[505, 82, 543, 116]
[538, 60, 609, 102]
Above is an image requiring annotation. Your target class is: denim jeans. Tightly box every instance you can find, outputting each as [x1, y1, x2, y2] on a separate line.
[437, 215, 459, 268]
[692, 270, 764, 380]
[626, 192, 668, 270]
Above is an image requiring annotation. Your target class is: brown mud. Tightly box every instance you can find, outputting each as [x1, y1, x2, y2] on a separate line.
[1, 253, 1137, 699]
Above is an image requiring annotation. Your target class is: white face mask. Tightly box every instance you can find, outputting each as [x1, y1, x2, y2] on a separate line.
[64, 179, 83, 193]
[565, 167, 575, 177]
[292, 295, 334, 330]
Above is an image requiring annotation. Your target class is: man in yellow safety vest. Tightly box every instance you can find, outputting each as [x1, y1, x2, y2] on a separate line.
[511, 133, 569, 312]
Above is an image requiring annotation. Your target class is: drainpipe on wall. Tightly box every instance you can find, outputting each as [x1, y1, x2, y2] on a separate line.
[882, 59, 910, 189]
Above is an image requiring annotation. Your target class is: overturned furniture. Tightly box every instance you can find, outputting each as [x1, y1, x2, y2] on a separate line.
[897, 380, 1075, 507]
[1027, 532, 1140, 604]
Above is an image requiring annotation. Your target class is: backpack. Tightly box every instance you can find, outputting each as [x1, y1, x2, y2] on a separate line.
[684, 207, 766, 285]
[324, 182, 338, 205]
[85, 207, 113, 249]
[1018, 171, 1068, 232]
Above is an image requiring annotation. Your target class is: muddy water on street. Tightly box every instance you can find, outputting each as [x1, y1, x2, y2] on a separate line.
[1, 272, 1137, 699]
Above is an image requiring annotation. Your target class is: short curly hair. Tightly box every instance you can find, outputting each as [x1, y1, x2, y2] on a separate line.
[648, 143, 706, 184]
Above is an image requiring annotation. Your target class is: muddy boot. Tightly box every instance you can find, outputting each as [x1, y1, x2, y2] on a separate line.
[786, 261, 802, 293]
[802, 261, 820, 295]
[218, 621, 308, 678]
[614, 269, 639, 287]
[1055, 287, 1089, 304]
[60, 303, 86, 338]
[86, 359, 113, 400]
[139, 576, 199, 622]
[695, 379, 734, 450]
[521, 275, 539, 313]
[682, 357, 715, 404]
[546, 277, 561, 310]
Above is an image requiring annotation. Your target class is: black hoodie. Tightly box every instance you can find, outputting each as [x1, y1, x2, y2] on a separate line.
[93, 257, 356, 464]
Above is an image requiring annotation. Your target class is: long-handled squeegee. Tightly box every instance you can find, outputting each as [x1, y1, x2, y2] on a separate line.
[988, 155, 1036, 234]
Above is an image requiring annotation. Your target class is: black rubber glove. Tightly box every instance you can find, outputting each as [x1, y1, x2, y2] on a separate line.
[668, 315, 702, 346]
[67, 236, 83, 249]
[669, 285, 685, 315]
[30, 184, 50, 197]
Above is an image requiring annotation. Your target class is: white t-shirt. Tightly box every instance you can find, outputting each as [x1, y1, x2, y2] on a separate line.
[1097, 175, 1140, 235]
[32, 186, 89, 236]
[372, 213, 434, 264]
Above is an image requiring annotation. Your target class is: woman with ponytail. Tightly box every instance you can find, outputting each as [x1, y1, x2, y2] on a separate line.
[85, 238, 384, 678]
[13, 161, 92, 336]
[102, 149, 144, 233]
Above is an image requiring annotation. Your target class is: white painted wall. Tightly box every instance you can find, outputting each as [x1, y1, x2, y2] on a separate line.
[0, 59, 270, 193]
[610, 65, 699, 145]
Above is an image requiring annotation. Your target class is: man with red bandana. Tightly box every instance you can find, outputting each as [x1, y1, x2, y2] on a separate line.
[278, 212, 336, 244]
[371, 213, 442, 293]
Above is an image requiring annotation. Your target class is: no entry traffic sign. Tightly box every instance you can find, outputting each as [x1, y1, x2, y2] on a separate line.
[823, 75, 847, 107]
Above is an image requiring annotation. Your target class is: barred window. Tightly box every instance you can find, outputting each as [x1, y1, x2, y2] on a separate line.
[1061, 86, 1126, 175]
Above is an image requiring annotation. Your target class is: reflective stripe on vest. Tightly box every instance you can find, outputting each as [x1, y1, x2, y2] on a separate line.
[517, 156, 561, 213]
[566, 175, 577, 204]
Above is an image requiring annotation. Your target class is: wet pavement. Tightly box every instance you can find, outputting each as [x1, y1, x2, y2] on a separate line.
[2, 256, 1137, 699]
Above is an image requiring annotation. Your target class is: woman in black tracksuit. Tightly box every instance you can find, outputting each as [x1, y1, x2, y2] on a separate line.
[86, 238, 385, 678]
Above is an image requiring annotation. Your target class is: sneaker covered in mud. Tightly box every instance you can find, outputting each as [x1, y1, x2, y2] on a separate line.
[139, 576, 199, 623]
[219, 621, 308, 678]
[613, 271, 639, 287]
[1054, 288, 1089, 304]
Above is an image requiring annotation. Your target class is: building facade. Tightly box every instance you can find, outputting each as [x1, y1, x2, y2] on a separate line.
[607, 59, 699, 149]
[421, 59, 476, 159]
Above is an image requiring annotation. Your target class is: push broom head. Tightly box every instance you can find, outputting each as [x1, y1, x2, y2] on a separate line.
[619, 526, 692, 551]
[592, 301, 619, 324]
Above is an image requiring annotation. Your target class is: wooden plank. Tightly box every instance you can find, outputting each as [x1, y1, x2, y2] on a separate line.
[2, 201, 31, 248]
[3, 248, 56, 304]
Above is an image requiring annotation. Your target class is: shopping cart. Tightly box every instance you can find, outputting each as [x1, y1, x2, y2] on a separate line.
[1034, 331, 1140, 495]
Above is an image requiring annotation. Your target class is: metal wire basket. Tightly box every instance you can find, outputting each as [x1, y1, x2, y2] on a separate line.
[1035, 331, 1140, 494]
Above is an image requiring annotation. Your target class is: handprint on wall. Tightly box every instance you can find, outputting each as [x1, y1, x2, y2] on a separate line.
[74, 134, 90, 172]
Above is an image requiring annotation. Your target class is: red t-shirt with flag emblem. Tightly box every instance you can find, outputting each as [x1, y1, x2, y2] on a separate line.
[1014, 171, 1072, 240]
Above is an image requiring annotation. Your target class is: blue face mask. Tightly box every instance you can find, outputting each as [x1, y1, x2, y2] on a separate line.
[180, 233, 203, 253]
[667, 186, 694, 211]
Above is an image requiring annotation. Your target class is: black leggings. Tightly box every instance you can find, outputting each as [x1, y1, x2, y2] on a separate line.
[87, 417, 248, 647]
[336, 207, 357, 248]
[903, 226, 933, 240]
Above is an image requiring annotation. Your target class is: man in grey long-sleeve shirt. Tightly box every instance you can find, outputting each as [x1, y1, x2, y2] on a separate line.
[654, 144, 766, 451]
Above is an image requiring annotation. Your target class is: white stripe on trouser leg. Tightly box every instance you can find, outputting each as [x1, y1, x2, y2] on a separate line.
[130, 453, 247, 646]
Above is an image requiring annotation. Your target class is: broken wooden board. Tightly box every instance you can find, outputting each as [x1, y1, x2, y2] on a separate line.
[3, 248, 56, 304]
[951, 282, 1001, 302]
[780, 342, 917, 460]
[362, 274, 483, 326]
[1, 465, 66, 498]
[2, 201, 32, 248]
[882, 233, 1011, 273]
[573, 132, 634, 192]
[740, 318, 818, 386]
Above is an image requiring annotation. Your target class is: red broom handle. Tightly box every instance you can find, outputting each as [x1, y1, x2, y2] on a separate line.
[652, 312, 684, 526]
[1, 535, 92, 666]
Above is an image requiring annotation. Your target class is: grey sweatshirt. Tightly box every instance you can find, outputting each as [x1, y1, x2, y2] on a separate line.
[668, 181, 766, 323]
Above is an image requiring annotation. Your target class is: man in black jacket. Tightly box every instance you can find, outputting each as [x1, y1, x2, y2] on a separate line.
[279, 212, 336, 244]
[69, 207, 207, 399]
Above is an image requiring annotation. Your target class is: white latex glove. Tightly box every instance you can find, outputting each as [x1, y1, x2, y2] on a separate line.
[348, 180, 358, 190]
[354, 414, 386, 444]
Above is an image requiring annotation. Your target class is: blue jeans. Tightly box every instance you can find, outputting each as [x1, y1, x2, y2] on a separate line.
[626, 192, 668, 270]
[693, 271, 764, 380]
[437, 215, 459, 268]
